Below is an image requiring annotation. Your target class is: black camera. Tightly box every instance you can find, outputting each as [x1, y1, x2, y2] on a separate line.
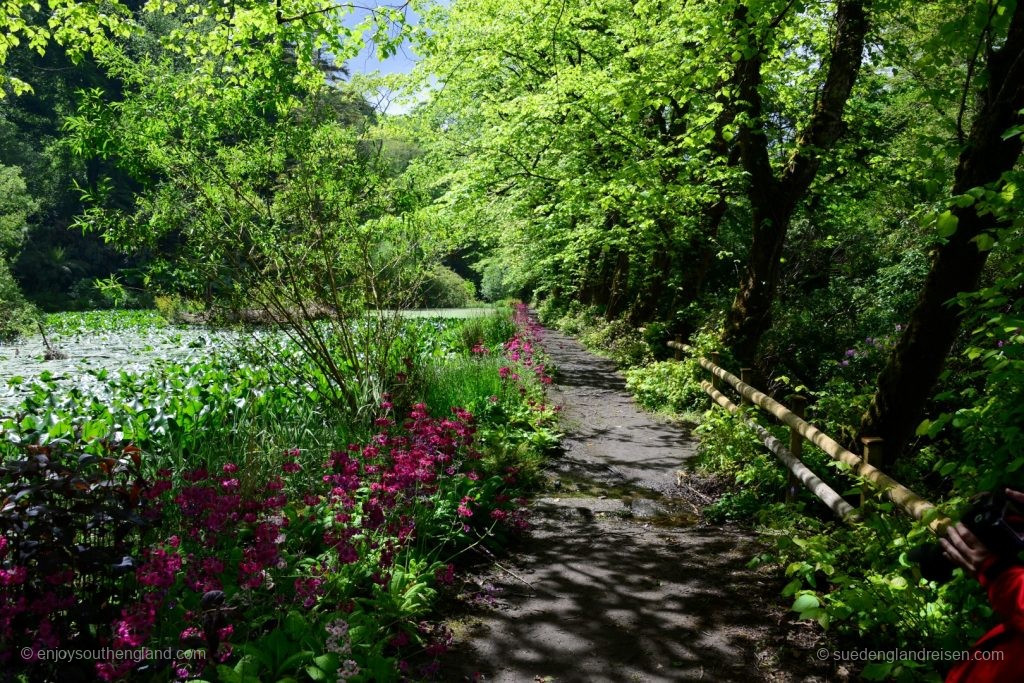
[910, 490, 1024, 582]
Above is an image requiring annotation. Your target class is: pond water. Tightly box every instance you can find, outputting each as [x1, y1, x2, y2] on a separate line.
[0, 326, 236, 414]
[0, 307, 494, 414]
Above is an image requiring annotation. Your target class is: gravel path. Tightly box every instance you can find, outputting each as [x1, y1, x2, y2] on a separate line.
[441, 325, 813, 682]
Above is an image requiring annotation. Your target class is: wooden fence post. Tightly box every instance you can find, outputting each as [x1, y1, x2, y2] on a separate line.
[860, 437, 884, 507]
[740, 368, 753, 405]
[674, 335, 682, 361]
[709, 351, 722, 390]
[786, 395, 806, 504]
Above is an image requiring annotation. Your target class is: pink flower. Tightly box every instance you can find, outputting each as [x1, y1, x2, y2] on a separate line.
[183, 468, 208, 482]
[337, 543, 359, 564]
[180, 626, 202, 641]
[136, 547, 182, 589]
[0, 567, 28, 586]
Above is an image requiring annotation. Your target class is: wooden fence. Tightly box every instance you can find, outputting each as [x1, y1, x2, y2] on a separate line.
[669, 341, 950, 534]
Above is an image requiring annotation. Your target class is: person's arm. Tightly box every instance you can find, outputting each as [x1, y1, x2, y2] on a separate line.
[940, 489, 1024, 631]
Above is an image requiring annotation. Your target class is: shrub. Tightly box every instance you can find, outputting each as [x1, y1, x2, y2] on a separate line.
[0, 259, 35, 340]
[625, 360, 708, 415]
[480, 261, 519, 302]
[0, 441, 159, 678]
[577, 318, 652, 366]
[418, 266, 476, 308]
[153, 294, 202, 322]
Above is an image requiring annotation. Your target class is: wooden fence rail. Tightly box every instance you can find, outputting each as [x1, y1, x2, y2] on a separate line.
[669, 341, 950, 533]
[702, 380, 858, 522]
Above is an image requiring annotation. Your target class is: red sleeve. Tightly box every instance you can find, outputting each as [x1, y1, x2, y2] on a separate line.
[978, 558, 1024, 632]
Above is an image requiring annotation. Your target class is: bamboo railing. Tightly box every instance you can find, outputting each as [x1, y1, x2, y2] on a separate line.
[669, 341, 950, 533]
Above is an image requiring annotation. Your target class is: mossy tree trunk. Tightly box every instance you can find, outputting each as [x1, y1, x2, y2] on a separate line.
[859, 3, 1024, 457]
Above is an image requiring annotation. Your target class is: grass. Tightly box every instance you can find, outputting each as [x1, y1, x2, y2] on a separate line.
[386, 307, 496, 319]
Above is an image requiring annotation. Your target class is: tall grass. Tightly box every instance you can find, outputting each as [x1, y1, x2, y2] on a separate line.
[419, 355, 505, 416]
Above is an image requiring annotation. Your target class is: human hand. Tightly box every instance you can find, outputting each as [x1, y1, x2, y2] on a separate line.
[1005, 488, 1024, 505]
[940, 522, 992, 575]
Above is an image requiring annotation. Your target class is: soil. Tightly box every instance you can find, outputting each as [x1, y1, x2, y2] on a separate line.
[439, 325, 847, 682]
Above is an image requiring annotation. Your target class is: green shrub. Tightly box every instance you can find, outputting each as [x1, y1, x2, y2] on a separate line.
[694, 396, 994, 681]
[625, 360, 708, 415]
[480, 261, 518, 301]
[418, 265, 476, 308]
[533, 296, 566, 325]
[578, 318, 652, 366]
[153, 293, 204, 322]
[0, 259, 36, 340]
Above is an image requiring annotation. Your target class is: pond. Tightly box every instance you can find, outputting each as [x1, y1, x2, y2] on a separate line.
[0, 326, 235, 414]
[0, 307, 496, 414]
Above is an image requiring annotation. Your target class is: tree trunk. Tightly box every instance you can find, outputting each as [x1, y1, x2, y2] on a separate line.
[722, 0, 871, 365]
[859, 4, 1024, 457]
[605, 249, 630, 319]
[629, 248, 671, 324]
[592, 249, 614, 308]
[578, 247, 601, 305]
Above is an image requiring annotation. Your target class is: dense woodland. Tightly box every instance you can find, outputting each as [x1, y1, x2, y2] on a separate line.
[2, 0, 1024, 680]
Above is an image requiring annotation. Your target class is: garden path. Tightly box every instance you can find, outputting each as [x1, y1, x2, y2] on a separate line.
[442, 325, 827, 682]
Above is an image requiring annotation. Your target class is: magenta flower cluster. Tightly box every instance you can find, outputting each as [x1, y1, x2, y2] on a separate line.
[2, 309, 552, 681]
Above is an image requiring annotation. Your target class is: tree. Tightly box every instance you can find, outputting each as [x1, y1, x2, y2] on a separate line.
[859, 0, 1024, 457]
[0, 163, 37, 337]
[0, 164, 35, 254]
[721, 0, 872, 366]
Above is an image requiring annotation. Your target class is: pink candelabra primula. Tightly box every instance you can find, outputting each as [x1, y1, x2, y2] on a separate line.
[3, 310, 552, 682]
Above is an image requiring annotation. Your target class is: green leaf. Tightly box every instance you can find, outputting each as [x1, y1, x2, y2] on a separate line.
[312, 653, 339, 672]
[861, 661, 894, 680]
[974, 233, 996, 251]
[284, 611, 309, 638]
[791, 593, 819, 613]
[304, 667, 328, 682]
[936, 211, 959, 237]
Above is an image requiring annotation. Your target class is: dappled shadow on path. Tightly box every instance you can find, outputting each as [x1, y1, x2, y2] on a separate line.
[441, 320, 779, 682]
[444, 507, 773, 682]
